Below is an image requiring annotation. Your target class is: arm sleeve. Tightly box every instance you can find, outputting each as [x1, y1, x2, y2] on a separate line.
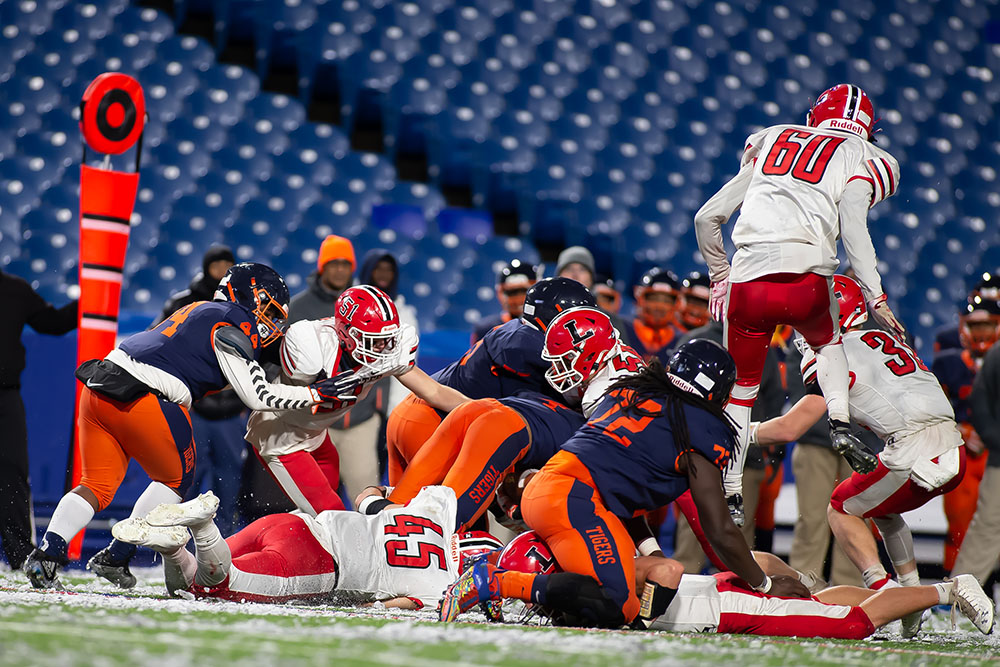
[970, 348, 1000, 454]
[693, 160, 754, 283]
[839, 179, 884, 300]
[26, 295, 78, 335]
[213, 327, 317, 411]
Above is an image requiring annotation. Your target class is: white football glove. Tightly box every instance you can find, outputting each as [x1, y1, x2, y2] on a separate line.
[709, 279, 729, 322]
[384, 324, 419, 377]
[867, 294, 906, 337]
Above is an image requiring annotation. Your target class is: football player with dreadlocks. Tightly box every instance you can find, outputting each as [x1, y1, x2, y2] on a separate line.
[24, 264, 353, 591]
[439, 340, 810, 628]
[694, 84, 903, 523]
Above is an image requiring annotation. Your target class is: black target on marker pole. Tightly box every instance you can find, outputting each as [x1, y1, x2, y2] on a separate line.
[80, 73, 146, 155]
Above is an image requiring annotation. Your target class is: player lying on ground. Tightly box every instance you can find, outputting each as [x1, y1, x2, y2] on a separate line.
[752, 275, 967, 637]
[247, 285, 469, 515]
[359, 307, 644, 533]
[387, 277, 596, 483]
[25, 263, 353, 591]
[111, 487, 500, 609]
[439, 341, 811, 628]
[694, 83, 905, 524]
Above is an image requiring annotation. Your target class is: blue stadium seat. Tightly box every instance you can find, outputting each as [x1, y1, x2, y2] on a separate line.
[213, 143, 274, 182]
[575, 60, 635, 103]
[14, 48, 76, 89]
[229, 117, 291, 157]
[371, 203, 428, 240]
[51, 2, 116, 41]
[288, 122, 350, 162]
[592, 39, 649, 81]
[138, 58, 201, 104]
[383, 65, 450, 156]
[244, 92, 307, 134]
[257, 172, 322, 214]
[504, 81, 563, 123]
[158, 34, 216, 74]
[272, 147, 336, 188]
[253, 0, 317, 81]
[153, 142, 212, 181]
[167, 116, 228, 154]
[167, 193, 232, 243]
[383, 181, 447, 221]
[201, 62, 261, 105]
[114, 6, 174, 43]
[436, 208, 494, 244]
[228, 209, 287, 262]
[548, 113, 607, 153]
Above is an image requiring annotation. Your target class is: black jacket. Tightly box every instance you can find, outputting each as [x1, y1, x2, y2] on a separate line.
[0, 271, 77, 388]
[971, 343, 1000, 468]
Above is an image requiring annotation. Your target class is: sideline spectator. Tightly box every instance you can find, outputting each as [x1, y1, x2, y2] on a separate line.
[555, 246, 634, 346]
[154, 246, 235, 324]
[0, 270, 77, 568]
[288, 235, 356, 323]
[627, 268, 683, 366]
[472, 260, 538, 343]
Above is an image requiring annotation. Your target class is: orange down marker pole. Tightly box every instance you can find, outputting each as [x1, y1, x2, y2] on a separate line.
[66, 73, 145, 560]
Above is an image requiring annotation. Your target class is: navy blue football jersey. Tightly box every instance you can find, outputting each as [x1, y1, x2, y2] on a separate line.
[433, 318, 563, 402]
[120, 301, 261, 401]
[562, 389, 735, 517]
[500, 391, 586, 469]
[932, 348, 978, 425]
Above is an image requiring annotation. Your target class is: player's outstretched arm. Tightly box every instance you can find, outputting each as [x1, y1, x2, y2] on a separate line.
[752, 394, 827, 446]
[684, 452, 810, 598]
[397, 366, 470, 412]
[213, 326, 321, 411]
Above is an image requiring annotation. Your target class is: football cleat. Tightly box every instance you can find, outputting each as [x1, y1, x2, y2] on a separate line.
[111, 518, 190, 551]
[900, 609, 924, 638]
[23, 548, 65, 590]
[951, 574, 995, 635]
[87, 547, 137, 589]
[144, 491, 220, 527]
[439, 560, 503, 623]
[830, 422, 878, 474]
[726, 494, 745, 528]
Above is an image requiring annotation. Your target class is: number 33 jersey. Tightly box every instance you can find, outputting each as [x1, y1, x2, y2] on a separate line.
[301, 486, 460, 608]
[800, 330, 955, 442]
[732, 124, 899, 282]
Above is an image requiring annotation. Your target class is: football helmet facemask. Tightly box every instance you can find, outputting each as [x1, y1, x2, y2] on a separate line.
[543, 307, 619, 393]
[214, 262, 290, 347]
[334, 285, 401, 372]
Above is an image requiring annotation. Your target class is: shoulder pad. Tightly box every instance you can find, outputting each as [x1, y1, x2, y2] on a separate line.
[279, 320, 332, 383]
[860, 145, 900, 206]
[214, 325, 255, 361]
[741, 127, 770, 167]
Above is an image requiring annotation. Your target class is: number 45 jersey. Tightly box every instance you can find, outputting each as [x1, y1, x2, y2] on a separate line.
[730, 124, 899, 283]
[301, 486, 461, 608]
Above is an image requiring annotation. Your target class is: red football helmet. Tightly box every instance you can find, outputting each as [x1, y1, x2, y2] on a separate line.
[456, 531, 504, 572]
[497, 531, 560, 576]
[832, 275, 868, 332]
[543, 307, 620, 393]
[960, 296, 1000, 357]
[334, 285, 401, 371]
[806, 83, 876, 140]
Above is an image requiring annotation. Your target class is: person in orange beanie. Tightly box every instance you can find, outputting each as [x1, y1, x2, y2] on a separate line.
[288, 235, 357, 323]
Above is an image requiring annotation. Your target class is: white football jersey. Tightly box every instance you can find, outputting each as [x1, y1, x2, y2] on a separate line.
[730, 124, 899, 283]
[800, 330, 955, 442]
[301, 486, 460, 608]
[580, 343, 646, 418]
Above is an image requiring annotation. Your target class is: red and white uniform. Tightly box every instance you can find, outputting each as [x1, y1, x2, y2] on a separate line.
[191, 486, 460, 607]
[800, 331, 966, 515]
[580, 343, 645, 418]
[246, 318, 418, 514]
[648, 572, 875, 639]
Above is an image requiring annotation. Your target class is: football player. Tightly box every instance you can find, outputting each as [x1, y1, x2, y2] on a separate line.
[439, 340, 810, 628]
[111, 487, 502, 609]
[752, 275, 967, 637]
[626, 268, 683, 365]
[386, 277, 595, 484]
[24, 263, 352, 590]
[676, 272, 712, 332]
[932, 295, 1000, 570]
[471, 260, 539, 343]
[694, 84, 904, 520]
[361, 308, 643, 533]
[247, 285, 469, 516]
[934, 271, 1000, 354]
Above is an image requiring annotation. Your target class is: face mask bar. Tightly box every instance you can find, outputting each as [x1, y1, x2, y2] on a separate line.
[543, 348, 583, 393]
[349, 326, 400, 371]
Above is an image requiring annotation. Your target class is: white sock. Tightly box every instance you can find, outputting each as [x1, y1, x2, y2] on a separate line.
[934, 581, 954, 605]
[899, 569, 921, 587]
[46, 492, 96, 544]
[190, 519, 231, 588]
[862, 564, 889, 588]
[722, 384, 758, 497]
[161, 546, 198, 596]
[814, 343, 850, 422]
[130, 482, 182, 519]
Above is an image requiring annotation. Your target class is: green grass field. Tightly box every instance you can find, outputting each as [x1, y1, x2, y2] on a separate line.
[1, 568, 997, 667]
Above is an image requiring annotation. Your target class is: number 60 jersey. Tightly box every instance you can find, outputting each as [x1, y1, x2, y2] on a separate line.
[299, 486, 461, 608]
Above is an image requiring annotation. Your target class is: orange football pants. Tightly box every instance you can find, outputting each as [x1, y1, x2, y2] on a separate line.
[388, 399, 530, 531]
[943, 450, 989, 570]
[386, 393, 444, 484]
[77, 387, 197, 510]
[519, 450, 640, 623]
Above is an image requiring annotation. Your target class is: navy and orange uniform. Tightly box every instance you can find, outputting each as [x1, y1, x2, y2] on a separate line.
[627, 320, 681, 367]
[388, 390, 584, 532]
[932, 348, 988, 569]
[518, 388, 734, 624]
[387, 318, 561, 483]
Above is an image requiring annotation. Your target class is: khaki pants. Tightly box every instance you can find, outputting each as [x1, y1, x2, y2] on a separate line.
[673, 467, 765, 573]
[951, 466, 1000, 584]
[789, 443, 863, 586]
[329, 416, 382, 507]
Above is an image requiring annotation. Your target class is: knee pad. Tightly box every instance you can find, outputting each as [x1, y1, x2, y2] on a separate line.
[544, 572, 627, 629]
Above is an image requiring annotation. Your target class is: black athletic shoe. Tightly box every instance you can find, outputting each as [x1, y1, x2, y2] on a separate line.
[23, 548, 65, 590]
[87, 547, 137, 589]
[830, 421, 878, 474]
[726, 494, 745, 527]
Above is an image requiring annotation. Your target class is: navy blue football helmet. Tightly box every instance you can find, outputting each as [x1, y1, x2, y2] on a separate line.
[665, 338, 736, 406]
[522, 277, 597, 331]
[214, 262, 290, 347]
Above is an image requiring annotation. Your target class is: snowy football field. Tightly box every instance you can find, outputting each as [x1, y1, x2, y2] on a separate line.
[1, 568, 997, 667]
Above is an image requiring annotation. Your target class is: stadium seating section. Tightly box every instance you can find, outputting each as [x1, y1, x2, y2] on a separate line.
[1, 0, 999, 359]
